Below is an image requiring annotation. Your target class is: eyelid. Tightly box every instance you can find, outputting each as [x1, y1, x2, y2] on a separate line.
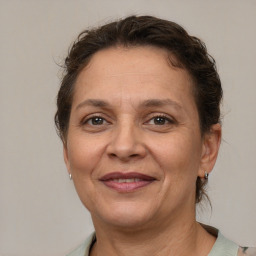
[80, 112, 176, 127]
[144, 113, 176, 124]
[81, 113, 111, 125]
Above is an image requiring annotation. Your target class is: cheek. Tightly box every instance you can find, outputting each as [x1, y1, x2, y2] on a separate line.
[67, 135, 105, 177]
[67, 136, 105, 210]
[162, 136, 202, 203]
[151, 133, 202, 181]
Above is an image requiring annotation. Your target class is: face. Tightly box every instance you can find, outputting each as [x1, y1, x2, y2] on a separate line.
[64, 46, 220, 231]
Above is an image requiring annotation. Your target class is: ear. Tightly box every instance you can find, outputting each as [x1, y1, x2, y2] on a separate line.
[63, 143, 71, 175]
[198, 124, 222, 178]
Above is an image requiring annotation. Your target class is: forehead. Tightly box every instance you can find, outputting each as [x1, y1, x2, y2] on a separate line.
[79, 46, 185, 78]
[73, 46, 196, 111]
[74, 45, 194, 98]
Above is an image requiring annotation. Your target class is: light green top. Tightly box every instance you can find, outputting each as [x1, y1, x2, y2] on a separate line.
[208, 232, 238, 256]
[67, 233, 95, 256]
[67, 229, 254, 256]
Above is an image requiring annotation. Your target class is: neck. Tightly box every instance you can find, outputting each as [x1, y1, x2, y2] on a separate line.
[90, 212, 215, 256]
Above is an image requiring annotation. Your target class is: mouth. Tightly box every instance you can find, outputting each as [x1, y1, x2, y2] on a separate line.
[99, 172, 156, 192]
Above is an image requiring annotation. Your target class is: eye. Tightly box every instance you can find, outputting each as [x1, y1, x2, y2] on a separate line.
[152, 116, 169, 125]
[80, 114, 111, 133]
[84, 116, 107, 126]
[88, 116, 105, 125]
[147, 115, 174, 125]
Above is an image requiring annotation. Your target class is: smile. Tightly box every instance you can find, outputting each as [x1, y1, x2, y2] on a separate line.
[112, 178, 143, 183]
[99, 172, 156, 192]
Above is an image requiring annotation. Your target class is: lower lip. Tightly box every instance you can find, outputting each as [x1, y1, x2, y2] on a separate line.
[101, 180, 154, 192]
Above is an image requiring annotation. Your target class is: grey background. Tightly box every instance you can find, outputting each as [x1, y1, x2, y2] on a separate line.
[1, 0, 256, 255]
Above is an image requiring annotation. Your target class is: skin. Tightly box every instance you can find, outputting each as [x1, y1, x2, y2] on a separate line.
[64, 46, 221, 256]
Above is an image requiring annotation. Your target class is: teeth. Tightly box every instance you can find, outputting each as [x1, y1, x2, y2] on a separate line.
[113, 178, 142, 183]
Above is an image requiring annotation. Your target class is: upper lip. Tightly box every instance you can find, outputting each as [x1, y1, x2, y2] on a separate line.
[99, 172, 156, 181]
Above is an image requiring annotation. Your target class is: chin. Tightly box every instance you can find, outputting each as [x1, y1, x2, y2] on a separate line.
[92, 203, 156, 230]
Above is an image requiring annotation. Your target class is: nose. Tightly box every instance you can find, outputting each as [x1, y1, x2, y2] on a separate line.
[106, 121, 147, 162]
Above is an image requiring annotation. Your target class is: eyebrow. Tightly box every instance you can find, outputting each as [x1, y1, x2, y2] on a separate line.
[140, 99, 182, 110]
[75, 98, 182, 110]
[75, 99, 110, 110]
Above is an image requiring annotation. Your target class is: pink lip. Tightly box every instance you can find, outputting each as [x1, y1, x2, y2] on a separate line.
[99, 172, 156, 192]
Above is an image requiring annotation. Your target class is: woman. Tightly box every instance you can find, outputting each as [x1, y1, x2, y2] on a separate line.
[55, 16, 255, 256]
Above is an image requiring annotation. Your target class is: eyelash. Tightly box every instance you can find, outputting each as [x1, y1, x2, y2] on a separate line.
[81, 115, 109, 126]
[80, 113, 176, 131]
[145, 114, 175, 126]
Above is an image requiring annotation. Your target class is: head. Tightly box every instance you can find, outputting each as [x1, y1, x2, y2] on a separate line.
[55, 16, 222, 225]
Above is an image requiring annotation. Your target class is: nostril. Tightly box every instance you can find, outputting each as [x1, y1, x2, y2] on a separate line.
[109, 153, 117, 158]
[109, 153, 139, 158]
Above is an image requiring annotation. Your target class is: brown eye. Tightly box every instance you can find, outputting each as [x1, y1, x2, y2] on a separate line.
[90, 117, 104, 125]
[147, 115, 173, 125]
[83, 116, 107, 126]
[153, 116, 167, 125]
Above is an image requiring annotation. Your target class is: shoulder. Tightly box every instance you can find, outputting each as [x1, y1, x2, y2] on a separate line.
[66, 233, 96, 256]
[238, 247, 256, 256]
[202, 224, 256, 256]
[208, 231, 239, 256]
[67, 229, 256, 256]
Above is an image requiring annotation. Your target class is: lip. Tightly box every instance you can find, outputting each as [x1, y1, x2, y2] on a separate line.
[99, 172, 156, 192]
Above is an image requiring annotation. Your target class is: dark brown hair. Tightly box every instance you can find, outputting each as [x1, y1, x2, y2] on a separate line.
[55, 15, 222, 203]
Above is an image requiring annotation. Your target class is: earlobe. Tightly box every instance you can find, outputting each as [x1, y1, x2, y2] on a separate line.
[198, 124, 222, 178]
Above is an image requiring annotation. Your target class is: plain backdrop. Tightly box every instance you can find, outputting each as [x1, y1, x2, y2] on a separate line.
[1, 0, 256, 255]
